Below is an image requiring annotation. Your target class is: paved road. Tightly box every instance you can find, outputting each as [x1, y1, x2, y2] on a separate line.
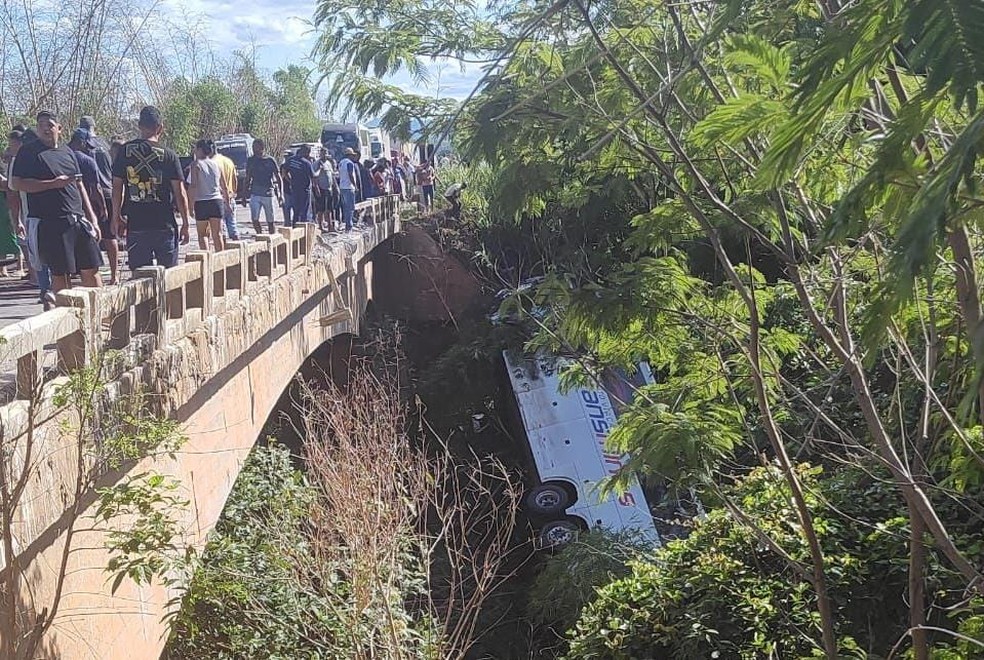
[0, 204, 345, 329]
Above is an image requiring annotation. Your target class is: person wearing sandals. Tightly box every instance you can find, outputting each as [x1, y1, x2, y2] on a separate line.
[189, 140, 228, 252]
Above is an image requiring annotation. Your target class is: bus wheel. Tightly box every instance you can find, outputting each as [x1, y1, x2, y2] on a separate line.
[525, 483, 571, 515]
[538, 519, 581, 549]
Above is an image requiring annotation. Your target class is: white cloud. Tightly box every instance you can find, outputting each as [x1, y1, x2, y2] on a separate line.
[162, 0, 315, 62]
[161, 0, 484, 99]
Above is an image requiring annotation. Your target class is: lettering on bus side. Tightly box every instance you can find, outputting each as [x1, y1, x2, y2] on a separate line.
[580, 389, 636, 507]
[618, 492, 637, 506]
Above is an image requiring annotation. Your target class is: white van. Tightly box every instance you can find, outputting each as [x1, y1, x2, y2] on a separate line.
[503, 350, 661, 548]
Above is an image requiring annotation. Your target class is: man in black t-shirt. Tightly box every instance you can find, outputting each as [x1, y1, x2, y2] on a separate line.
[11, 110, 103, 292]
[111, 105, 190, 270]
[80, 116, 120, 281]
[245, 139, 282, 234]
[283, 145, 315, 225]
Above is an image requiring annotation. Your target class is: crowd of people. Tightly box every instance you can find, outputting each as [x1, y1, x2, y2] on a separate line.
[0, 104, 461, 310]
[273, 143, 445, 233]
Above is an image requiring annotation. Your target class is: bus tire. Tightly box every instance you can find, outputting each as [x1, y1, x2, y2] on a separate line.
[525, 483, 572, 515]
[538, 519, 581, 549]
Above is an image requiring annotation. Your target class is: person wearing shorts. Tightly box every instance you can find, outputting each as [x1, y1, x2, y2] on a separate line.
[11, 110, 103, 292]
[245, 139, 281, 234]
[112, 106, 190, 270]
[189, 140, 227, 252]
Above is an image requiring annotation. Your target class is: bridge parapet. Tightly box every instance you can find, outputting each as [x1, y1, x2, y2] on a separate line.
[1, 195, 398, 410]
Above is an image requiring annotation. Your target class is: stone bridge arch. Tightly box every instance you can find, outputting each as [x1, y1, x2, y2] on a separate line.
[0, 197, 402, 659]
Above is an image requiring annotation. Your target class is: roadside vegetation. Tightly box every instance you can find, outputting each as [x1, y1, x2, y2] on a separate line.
[312, 0, 984, 656]
[164, 334, 522, 659]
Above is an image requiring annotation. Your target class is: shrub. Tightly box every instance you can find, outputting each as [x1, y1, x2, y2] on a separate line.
[565, 466, 974, 659]
[528, 529, 651, 636]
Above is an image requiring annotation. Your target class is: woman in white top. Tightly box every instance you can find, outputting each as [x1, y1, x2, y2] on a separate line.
[189, 139, 228, 252]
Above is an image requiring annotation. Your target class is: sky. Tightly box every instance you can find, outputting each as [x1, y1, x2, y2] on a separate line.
[162, 0, 486, 104]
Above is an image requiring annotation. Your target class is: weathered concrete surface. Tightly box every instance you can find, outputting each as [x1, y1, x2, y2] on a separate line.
[0, 210, 397, 659]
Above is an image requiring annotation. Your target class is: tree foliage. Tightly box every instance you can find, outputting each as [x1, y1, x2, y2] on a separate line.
[157, 61, 322, 156]
[326, 0, 984, 654]
[565, 465, 980, 659]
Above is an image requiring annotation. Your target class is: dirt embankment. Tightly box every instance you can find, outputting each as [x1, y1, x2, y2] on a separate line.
[371, 224, 483, 323]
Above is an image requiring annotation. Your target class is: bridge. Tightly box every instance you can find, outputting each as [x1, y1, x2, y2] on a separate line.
[0, 196, 405, 658]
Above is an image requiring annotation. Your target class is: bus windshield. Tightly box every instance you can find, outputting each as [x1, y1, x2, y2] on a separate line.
[322, 128, 360, 160]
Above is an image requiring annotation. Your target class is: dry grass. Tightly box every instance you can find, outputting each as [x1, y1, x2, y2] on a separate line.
[296, 330, 521, 659]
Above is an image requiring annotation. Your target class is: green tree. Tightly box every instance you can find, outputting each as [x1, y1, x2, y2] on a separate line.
[312, 0, 984, 655]
[159, 76, 238, 152]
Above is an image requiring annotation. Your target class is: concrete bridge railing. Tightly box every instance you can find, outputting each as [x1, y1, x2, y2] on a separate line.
[0, 194, 402, 659]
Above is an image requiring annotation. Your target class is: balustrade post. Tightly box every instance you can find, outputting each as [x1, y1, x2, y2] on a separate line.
[133, 266, 165, 346]
[225, 241, 248, 293]
[15, 350, 40, 399]
[303, 223, 317, 265]
[278, 227, 296, 272]
[54, 288, 98, 372]
[103, 290, 131, 350]
[185, 251, 213, 319]
[255, 235, 276, 278]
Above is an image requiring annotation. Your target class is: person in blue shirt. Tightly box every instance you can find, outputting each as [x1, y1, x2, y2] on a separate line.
[283, 145, 316, 225]
[337, 148, 361, 231]
[359, 159, 379, 202]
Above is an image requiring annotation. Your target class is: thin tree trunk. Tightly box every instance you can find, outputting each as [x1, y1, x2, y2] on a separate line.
[909, 505, 929, 660]
[572, 4, 842, 654]
[746, 263, 840, 658]
[945, 227, 984, 425]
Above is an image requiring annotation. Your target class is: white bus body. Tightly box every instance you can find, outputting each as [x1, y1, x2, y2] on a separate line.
[503, 350, 661, 546]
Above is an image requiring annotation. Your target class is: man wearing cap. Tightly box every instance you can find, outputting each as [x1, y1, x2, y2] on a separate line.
[337, 147, 360, 231]
[11, 110, 103, 292]
[111, 105, 190, 270]
[69, 128, 118, 284]
[79, 115, 119, 283]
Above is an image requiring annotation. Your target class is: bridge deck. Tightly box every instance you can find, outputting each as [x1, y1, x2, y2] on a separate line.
[0, 204, 367, 328]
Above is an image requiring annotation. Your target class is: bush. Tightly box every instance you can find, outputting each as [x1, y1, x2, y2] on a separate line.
[528, 529, 651, 636]
[163, 442, 328, 660]
[565, 466, 975, 659]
